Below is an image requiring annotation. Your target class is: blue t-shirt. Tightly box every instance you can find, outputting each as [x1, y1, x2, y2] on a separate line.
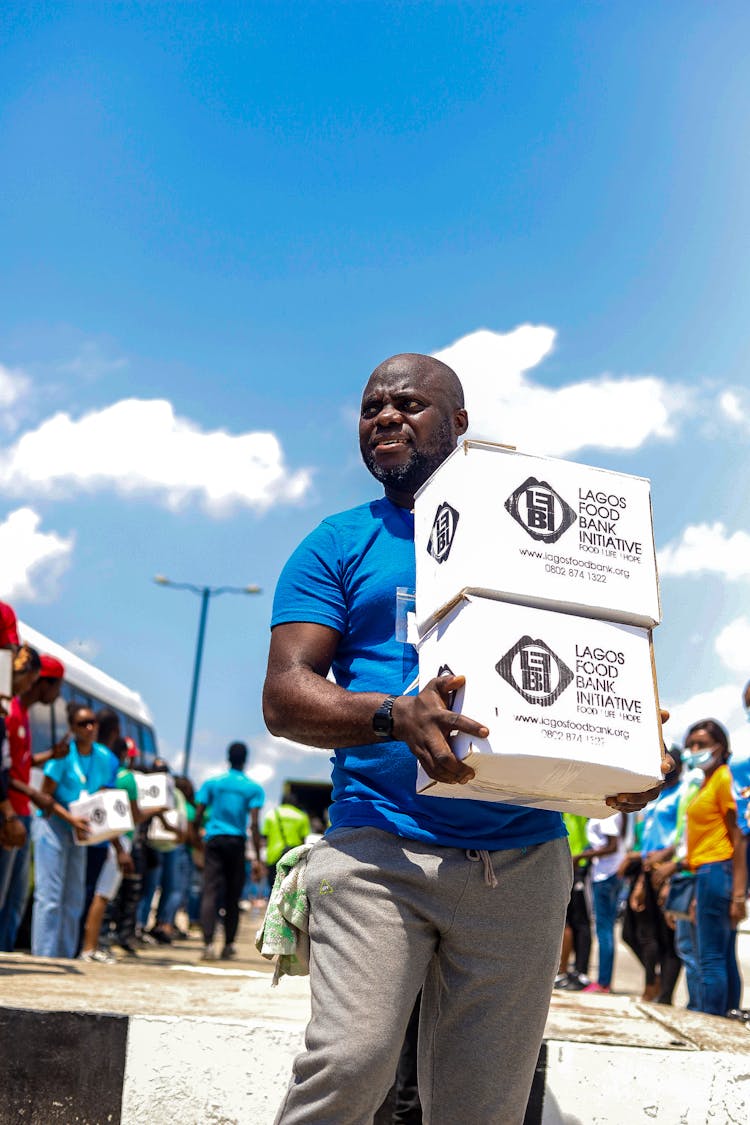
[271, 497, 565, 851]
[197, 769, 265, 839]
[640, 782, 682, 854]
[42, 741, 119, 810]
[730, 754, 750, 837]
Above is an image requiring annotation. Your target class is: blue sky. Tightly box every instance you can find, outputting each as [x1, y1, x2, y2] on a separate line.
[2, 2, 750, 799]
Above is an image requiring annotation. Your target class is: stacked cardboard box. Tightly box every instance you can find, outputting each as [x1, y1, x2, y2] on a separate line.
[413, 440, 663, 818]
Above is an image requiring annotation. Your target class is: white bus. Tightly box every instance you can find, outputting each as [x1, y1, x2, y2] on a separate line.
[18, 621, 159, 764]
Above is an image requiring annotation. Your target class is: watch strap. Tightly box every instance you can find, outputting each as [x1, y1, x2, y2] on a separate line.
[372, 695, 397, 741]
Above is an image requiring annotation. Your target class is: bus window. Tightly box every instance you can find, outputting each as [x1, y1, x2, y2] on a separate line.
[140, 726, 157, 758]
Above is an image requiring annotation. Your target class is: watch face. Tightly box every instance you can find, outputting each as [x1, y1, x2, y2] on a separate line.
[373, 698, 395, 738]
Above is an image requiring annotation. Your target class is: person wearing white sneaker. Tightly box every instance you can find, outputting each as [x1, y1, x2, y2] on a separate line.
[78, 947, 115, 964]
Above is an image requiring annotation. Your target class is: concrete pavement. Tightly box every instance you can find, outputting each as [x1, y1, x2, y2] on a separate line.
[3, 913, 750, 1123]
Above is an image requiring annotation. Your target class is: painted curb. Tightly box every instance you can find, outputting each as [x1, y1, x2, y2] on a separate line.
[3, 1005, 750, 1124]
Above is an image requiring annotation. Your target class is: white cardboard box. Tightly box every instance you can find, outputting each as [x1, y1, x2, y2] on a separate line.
[70, 788, 134, 845]
[416, 595, 663, 818]
[414, 440, 661, 633]
[134, 772, 174, 811]
[147, 807, 185, 850]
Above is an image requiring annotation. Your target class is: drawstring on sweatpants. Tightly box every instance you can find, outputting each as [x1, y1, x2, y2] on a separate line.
[466, 849, 498, 888]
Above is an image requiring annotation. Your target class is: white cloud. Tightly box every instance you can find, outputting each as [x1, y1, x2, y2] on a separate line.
[0, 363, 29, 408]
[662, 680, 750, 768]
[719, 390, 745, 424]
[433, 325, 690, 455]
[0, 398, 312, 516]
[59, 341, 128, 381]
[0, 507, 74, 602]
[657, 522, 750, 580]
[661, 683, 744, 750]
[0, 363, 30, 433]
[715, 616, 750, 675]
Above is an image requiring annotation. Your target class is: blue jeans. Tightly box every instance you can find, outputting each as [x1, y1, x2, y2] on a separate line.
[156, 845, 191, 925]
[695, 859, 740, 1016]
[31, 816, 87, 958]
[675, 918, 702, 1011]
[592, 874, 622, 987]
[138, 852, 163, 929]
[0, 813, 32, 951]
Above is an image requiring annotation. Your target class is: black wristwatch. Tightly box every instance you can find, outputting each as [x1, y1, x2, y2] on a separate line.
[372, 696, 397, 741]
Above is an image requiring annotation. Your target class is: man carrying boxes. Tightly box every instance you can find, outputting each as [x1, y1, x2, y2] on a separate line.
[263, 352, 668, 1124]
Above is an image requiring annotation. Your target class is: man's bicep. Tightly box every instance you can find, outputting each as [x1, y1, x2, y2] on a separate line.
[263, 621, 342, 738]
[266, 621, 342, 680]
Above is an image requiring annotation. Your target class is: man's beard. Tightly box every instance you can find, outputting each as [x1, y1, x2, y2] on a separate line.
[362, 420, 455, 495]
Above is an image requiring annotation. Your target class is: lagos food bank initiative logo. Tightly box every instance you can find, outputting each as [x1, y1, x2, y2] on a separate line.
[496, 636, 574, 707]
[505, 477, 576, 544]
[427, 502, 460, 563]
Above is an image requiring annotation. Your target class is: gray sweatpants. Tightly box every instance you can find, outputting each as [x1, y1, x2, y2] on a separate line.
[274, 826, 571, 1125]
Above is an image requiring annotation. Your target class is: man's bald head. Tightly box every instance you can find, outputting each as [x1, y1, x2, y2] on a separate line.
[359, 352, 468, 506]
[365, 353, 465, 411]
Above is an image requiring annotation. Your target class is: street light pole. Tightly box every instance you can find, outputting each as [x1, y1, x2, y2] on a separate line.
[153, 576, 262, 778]
[184, 585, 211, 767]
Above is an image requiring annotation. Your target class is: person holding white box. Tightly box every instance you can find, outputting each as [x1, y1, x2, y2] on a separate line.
[32, 703, 123, 959]
[264, 352, 670, 1125]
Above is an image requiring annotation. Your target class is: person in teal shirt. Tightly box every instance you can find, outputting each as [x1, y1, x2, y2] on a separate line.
[194, 741, 264, 960]
[32, 703, 119, 959]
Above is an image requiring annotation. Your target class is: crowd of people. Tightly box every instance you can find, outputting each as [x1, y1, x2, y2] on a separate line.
[0, 597, 314, 964]
[2, 338, 750, 1125]
[2, 604, 750, 1022]
[555, 681, 750, 1020]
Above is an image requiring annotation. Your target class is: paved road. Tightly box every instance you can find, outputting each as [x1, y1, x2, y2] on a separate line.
[3, 907, 750, 1024]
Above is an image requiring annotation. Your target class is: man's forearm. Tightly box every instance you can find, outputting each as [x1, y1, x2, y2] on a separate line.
[263, 668, 391, 748]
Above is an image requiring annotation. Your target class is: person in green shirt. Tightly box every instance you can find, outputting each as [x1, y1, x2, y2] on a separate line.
[109, 737, 169, 955]
[262, 791, 311, 887]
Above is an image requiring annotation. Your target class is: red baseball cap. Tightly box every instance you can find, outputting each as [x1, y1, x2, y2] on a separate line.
[39, 654, 65, 680]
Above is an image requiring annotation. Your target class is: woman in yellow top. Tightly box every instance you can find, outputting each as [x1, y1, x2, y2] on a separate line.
[683, 719, 747, 1017]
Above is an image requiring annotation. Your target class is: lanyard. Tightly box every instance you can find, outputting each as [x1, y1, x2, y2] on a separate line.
[70, 742, 94, 790]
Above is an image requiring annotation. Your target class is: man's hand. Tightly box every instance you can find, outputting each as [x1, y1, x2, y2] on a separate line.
[252, 859, 265, 882]
[0, 815, 26, 849]
[116, 849, 135, 875]
[731, 898, 747, 927]
[72, 817, 90, 842]
[392, 675, 488, 785]
[650, 860, 676, 891]
[605, 709, 672, 813]
[50, 736, 71, 761]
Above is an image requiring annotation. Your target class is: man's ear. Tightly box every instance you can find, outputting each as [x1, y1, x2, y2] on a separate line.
[455, 408, 469, 436]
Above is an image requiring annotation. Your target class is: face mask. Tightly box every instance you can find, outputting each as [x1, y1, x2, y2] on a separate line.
[683, 749, 714, 770]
